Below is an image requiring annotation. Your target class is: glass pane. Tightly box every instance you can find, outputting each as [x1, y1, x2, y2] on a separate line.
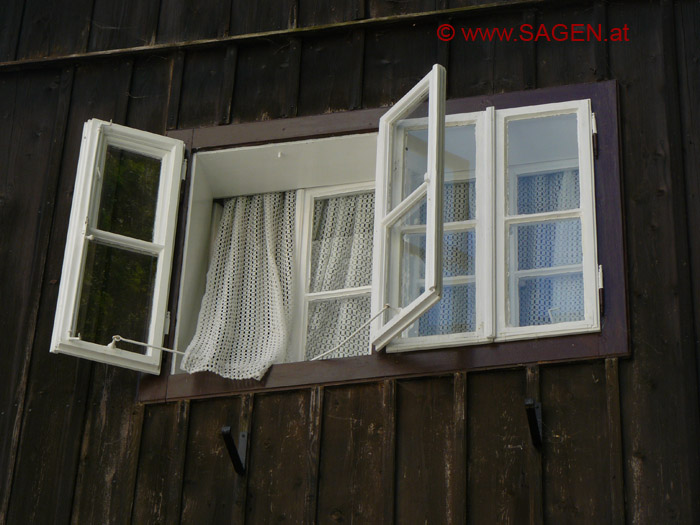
[385, 198, 428, 324]
[511, 219, 582, 270]
[516, 169, 580, 215]
[408, 283, 476, 336]
[97, 145, 162, 241]
[309, 192, 375, 293]
[305, 295, 370, 360]
[404, 229, 476, 279]
[397, 123, 476, 220]
[516, 273, 584, 326]
[75, 241, 158, 353]
[506, 113, 579, 215]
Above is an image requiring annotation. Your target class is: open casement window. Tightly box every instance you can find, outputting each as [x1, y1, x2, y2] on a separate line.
[370, 63, 447, 351]
[51, 119, 184, 374]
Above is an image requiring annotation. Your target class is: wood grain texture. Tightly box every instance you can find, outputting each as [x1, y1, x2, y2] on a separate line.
[230, 0, 297, 35]
[525, 366, 543, 525]
[468, 370, 531, 524]
[178, 47, 235, 129]
[126, 54, 174, 134]
[394, 376, 457, 523]
[132, 401, 190, 524]
[0, 67, 72, 525]
[231, 38, 301, 123]
[0, 0, 24, 61]
[156, 0, 231, 44]
[315, 382, 390, 522]
[605, 358, 625, 525]
[298, 0, 364, 27]
[298, 30, 364, 116]
[535, 4, 606, 87]
[363, 24, 439, 107]
[609, 2, 700, 522]
[88, 0, 160, 52]
[70, 366, 145, 525]
[367, 0, 437, 18]
[179, 396, 247, 524]
[15, 0, 93, 59]
[541, 362, 612, 524]
[5, 59, 133, 525]
[245, 389, 317, 523]
[675, 0, 700, 422]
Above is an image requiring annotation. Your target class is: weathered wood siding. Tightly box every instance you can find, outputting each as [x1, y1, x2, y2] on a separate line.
[1, 1, 699, 523]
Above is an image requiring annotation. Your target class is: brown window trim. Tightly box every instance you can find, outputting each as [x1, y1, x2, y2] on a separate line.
[138, 80, 627, 403]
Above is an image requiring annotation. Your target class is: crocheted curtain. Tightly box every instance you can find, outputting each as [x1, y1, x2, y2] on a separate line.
[181, 191, 296, 380]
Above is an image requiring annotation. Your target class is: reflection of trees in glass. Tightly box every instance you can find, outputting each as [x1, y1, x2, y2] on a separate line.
[98, 146, 161, 241]
[75, 242, 157, 354]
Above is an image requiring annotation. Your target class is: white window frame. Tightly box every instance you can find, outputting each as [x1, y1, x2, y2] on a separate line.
[370, 63, 447, 351]
[50, 119, 184, 374]
[495, 100, 600, 340]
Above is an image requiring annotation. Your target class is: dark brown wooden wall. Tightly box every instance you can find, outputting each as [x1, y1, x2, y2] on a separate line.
[1, 0, 699, 523]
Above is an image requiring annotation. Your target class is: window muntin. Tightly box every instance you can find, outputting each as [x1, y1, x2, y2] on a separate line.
[51, 119, 183, 374]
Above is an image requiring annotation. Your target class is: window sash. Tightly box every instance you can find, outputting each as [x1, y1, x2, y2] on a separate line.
[370, 64, 446, 351]
[495, 100, 599, 340]
[51, 119, 183, 374]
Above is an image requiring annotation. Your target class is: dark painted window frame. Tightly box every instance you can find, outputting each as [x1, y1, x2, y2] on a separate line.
[138, 80, 627, 403]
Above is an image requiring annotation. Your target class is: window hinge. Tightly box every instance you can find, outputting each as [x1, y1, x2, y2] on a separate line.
[164, 311, 171, 335]
[591, 112, 598, 159]
[181, 158, 188, 181]
[598, 264, 604, 317]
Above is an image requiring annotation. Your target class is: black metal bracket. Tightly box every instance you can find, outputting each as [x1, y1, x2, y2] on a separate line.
[525, 398, 543, 449]
[221, 426, 248, 475]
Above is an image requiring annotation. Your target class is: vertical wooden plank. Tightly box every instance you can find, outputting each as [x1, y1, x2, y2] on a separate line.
[88, 0, 160, 51]
[132, 401, 190, 524]
[6, 59, 133, 525]
[609, 2, 700, 522]
[245, 389, 316, 523]
[0, 0, 24, 61]
[382, 379, 396, 524]
[468, 370, 531, 524]
[315, 382, 390, 522]
[605, 358, 625, 525]
[156, 0, 231, 44]
[178, 47, 234, 129]
[69, 367, 145, 525]
[306, 387, 323, 524]
[675, 0, 700, 410]
[179, 396, 246, 524]
[525, 366, 543, 525]
[231, 38, 301, 123]
[298, 30, 364, 116]
[541, 362, 611, 524]
[0, 66, 72, 525]
[233, 394, 254, 522]
[16, 0, 94, 59]
[298, 0, 363, 27]
[451, 372, 468, 525]
[536, 4, 606, 87]
[394, 376, 455, 523]
[363, 24, 438, 108]
[126, 54, 174, 134]
[166, 51, 185, 130]
[230, 0, 297, 36]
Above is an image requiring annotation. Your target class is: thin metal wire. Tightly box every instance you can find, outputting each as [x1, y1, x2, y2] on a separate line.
[310, 304, 392, 362]
[108, 334, 186, 355]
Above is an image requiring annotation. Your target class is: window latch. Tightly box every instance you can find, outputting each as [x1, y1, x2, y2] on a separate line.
[592, 112, 598, 159]
[221, 426, 247, 475]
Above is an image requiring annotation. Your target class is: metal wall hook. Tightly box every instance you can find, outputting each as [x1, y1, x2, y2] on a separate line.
[221, 426, 248, 475]
[525, 398, 543, 449]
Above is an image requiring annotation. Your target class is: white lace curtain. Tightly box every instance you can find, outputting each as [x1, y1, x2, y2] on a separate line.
[181, 191, 296, 380]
